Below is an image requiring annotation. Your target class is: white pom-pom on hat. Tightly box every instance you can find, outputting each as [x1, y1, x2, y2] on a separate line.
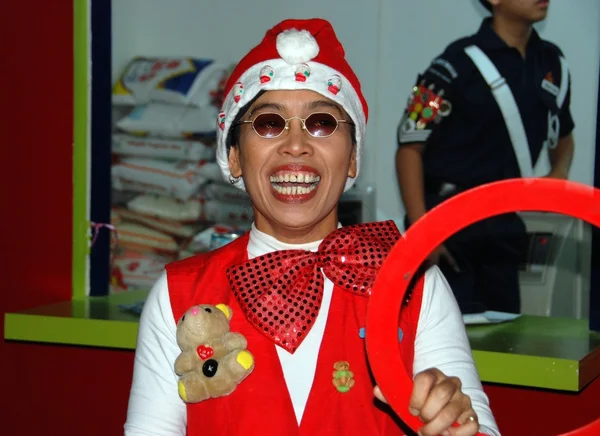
[276, 29, 320, 64]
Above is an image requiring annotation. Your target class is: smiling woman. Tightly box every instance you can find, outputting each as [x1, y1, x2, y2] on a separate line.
[228, 90, 357, 243]
[125, 18, 500, 436]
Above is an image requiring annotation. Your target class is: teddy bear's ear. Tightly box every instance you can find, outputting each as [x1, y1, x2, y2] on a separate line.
[215, 304, 232, 320]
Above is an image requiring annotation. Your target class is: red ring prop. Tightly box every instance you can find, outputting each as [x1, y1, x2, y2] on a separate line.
[366, 178, 600, 435]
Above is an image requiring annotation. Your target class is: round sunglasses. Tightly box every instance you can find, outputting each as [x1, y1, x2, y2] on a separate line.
[235, 112, 354, 139]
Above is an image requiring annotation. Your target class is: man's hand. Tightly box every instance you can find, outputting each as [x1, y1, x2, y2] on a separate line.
[543, 169, 569, 180]
[428, 245, 461, 273]
[374, 368, 479, 436]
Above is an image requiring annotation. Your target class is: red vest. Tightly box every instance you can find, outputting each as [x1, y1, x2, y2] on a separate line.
[166, 232, 424, 436]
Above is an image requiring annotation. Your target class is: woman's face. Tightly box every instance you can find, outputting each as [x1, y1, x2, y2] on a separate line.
[228, 90, 357, 243]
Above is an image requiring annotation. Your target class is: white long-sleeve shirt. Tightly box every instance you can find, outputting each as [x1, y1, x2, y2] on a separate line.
[125, 225, 501, 435]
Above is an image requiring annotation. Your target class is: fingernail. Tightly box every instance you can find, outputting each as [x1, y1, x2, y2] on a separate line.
[409, 407, 419, 416]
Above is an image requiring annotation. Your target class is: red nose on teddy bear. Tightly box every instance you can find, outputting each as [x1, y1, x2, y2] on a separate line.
[196, 345, 214, 360]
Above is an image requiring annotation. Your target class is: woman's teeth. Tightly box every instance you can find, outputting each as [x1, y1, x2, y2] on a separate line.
[269, 174, 320, 183]
[270, 173, 321, 195]
[273, 185, 317, 195]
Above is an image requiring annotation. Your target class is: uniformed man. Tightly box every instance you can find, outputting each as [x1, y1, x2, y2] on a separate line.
[395, 0, 575, 314]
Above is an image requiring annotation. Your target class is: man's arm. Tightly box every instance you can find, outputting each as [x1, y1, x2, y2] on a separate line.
[396, 145, 459, 270]
[396, 51, 459, 223]
[548, 50, 575, 180]
[395, 144, 426, 224]
[395, 53, 462, 270]
[547, 133, 574, 180]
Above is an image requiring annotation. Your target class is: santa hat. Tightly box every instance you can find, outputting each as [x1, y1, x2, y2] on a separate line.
[216, 18, 368, 192]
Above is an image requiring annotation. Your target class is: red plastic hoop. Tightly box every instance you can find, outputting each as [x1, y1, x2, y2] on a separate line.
[366, 178, 600, 435]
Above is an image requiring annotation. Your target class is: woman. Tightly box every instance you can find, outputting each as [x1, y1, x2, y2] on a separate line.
[125, 18, 500, 436]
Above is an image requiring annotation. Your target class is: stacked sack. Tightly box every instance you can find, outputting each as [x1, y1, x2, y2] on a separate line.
[110, 57, 253, 293]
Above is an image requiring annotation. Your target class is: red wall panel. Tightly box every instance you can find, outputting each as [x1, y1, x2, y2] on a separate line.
[0, 2, 134, 434]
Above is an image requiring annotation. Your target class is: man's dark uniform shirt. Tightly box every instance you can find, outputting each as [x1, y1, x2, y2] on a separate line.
[397, 18, 575, 313]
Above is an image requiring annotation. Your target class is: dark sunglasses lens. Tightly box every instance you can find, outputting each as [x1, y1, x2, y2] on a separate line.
[305, 113, 338, 137]
[252, 113, 286, 138]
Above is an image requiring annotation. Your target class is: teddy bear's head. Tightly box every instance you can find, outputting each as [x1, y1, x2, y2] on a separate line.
[176, 304, 232, 350]
[333, 361, 351, 371]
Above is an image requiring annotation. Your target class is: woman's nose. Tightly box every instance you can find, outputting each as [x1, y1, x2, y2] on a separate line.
[278, 119, 314, 157]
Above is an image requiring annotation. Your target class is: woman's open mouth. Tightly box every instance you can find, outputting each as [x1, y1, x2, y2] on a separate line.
[269, 165, 321, 202]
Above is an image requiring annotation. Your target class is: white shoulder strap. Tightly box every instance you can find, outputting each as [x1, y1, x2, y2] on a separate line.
[464, 45, 533, 178]
[557, 55, 569, 108]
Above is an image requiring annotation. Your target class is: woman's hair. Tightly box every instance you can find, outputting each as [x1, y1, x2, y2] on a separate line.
[226, 92, 265, 152]
[226, 91, 357, 151]
[479, 0, 493, 13]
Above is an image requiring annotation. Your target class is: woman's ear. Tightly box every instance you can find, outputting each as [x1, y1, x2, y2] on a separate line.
[228, 146, 242, 178]
[347, 148, 357, 179]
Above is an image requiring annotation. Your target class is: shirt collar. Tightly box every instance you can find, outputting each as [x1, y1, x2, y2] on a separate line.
[247, 223, 322, 258]
[246, 222, 344, 259]
[474, 17, 543, 55]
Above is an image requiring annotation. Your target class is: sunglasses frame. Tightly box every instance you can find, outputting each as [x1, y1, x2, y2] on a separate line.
[235, 112, 354, 139]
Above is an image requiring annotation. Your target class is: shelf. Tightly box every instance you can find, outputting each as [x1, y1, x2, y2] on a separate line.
[5, 300, 600, 392]
[467, 315, 600, 391]
[4, 290, 148, 349]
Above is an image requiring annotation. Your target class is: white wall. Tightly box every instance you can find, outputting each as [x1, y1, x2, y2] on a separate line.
[112, 0, 600, 225]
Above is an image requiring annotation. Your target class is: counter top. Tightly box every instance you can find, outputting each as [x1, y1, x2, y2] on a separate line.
[4, 291, 147, 349]
[467, 316, 600, 391]
[5, 295, 600, 391]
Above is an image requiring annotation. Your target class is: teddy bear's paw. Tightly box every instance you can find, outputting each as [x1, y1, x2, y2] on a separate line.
[178, 373, 210, 403]
[220, 349, 255, 382]
[178, 379, 189, 402]
[236, 350, 254, 370]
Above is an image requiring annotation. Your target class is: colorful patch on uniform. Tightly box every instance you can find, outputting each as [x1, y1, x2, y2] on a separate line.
[407, 85, 446, 123]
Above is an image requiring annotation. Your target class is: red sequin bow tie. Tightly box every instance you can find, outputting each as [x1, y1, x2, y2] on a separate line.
[227, 221, 401, 353]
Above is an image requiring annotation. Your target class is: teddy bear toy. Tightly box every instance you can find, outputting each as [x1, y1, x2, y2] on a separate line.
[174, 303, 255, 403]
